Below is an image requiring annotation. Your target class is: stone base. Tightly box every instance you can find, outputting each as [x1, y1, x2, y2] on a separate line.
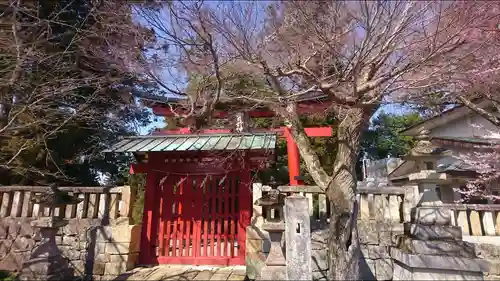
[394, 260, 483, 280]
[391, 248, 487, 281]
[17, 224, 74, 281]
[405, 223, 462, 241]
[31, 217, 69, 229]
[411, 207, 452, 226]
[259, 265, 287, 280]
[17, 256, 73, 281]
[398, 237, 475, 258]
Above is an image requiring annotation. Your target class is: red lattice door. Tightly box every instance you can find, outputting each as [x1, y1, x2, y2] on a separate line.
[156, 173, 250, 265]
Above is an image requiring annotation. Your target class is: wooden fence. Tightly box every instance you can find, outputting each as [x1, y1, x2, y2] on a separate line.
[0, 186, 134, 221]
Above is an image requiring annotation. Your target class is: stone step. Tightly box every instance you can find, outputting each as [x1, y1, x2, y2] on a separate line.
[398, 237, 476, 258]
[486, 260, 500, 275]
[411, 207, 452, 226]
[404, 223, 462, 241]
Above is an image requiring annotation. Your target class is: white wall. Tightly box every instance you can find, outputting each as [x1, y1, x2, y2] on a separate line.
[430, 113, 500, 139]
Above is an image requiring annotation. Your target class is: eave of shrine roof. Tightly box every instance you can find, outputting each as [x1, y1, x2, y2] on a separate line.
[104, 133, 277, 153]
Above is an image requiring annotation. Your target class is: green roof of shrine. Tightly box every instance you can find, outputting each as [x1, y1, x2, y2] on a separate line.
[104, 133, 277, 153]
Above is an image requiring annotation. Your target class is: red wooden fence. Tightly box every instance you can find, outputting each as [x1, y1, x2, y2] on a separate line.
[155, 172, 249, 265]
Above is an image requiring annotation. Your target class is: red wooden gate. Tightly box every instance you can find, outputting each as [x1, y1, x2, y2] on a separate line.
[155, 172, 250, 265]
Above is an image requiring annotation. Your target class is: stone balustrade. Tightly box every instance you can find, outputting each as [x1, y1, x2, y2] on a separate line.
[0, 186, 133, 222]
[265, 185, 500, 238]
[357, 187, 405, 223]
[276, 185, 329, 229]
[443, 204, 500, 237]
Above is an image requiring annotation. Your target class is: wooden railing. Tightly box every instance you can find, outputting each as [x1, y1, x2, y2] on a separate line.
[0, 186, 134, 220]
[443, 204, 500, 237]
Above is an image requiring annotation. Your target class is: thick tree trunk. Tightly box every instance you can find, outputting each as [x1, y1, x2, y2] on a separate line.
[326, 108, 369, 280]
[282, 104, 370, 280]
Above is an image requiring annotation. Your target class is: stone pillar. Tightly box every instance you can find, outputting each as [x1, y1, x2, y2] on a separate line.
[285, 195, 312, 281]
[259, 222, 286, 280]
[252, 183, 265, 228]
[418, 183, 443, 206]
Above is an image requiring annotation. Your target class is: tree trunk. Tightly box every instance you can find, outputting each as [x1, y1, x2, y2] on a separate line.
[282, 103, 370, 279]
[326, 108, 369, 280]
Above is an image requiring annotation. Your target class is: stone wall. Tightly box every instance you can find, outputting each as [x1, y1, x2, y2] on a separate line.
[0, 185, 139, 280]
[310, 229, 328, 280]
[88, 223, 141, 280]
[473, 242, 500, 280]
[0, 218, 140, 280]
[358, 221, 403, 281]
[245, 226, 268, 280]
[245, 183, 269, 280]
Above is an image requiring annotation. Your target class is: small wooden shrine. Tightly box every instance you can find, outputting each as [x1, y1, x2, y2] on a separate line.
[105, 93, 334, 266]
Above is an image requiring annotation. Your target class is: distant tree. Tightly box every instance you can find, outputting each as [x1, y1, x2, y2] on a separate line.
[0, 1, 152, 185]
[361, 112, 423, 160]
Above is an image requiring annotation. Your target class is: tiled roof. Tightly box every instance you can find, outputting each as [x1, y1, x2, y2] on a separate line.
[104, 133, 277, 153]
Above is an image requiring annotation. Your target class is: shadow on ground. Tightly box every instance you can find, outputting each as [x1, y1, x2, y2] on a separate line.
[111, 265, 248, 281]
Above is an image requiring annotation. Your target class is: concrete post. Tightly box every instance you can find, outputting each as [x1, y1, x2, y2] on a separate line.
[285, 195, 312, 280]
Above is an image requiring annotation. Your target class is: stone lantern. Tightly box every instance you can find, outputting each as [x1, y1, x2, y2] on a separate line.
[18, 184, 83, 281]
[392, 130, 488, 280]
[403, 129, 453, 206]
[254, 189, 287, 280]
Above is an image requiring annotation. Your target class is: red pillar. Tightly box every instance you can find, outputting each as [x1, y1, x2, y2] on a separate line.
[139, 171, 158, 264]
[237, 169, 252, 263]
[284, 127, 302, 186]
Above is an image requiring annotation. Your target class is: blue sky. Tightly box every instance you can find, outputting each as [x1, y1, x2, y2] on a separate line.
[131, 3, 412, 135]
[136, 103, 410, 135]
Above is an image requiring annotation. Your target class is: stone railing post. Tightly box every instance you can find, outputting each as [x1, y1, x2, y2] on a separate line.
[118, 186, 133, 218]
[285, 195, 312, 281]
[252, 183, 265, 227]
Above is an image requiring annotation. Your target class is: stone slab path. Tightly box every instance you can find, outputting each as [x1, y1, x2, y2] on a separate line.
[113, 265, 247, 281]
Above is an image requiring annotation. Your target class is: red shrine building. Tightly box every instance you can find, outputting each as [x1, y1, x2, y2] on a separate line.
[105, 94, 333, 266]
